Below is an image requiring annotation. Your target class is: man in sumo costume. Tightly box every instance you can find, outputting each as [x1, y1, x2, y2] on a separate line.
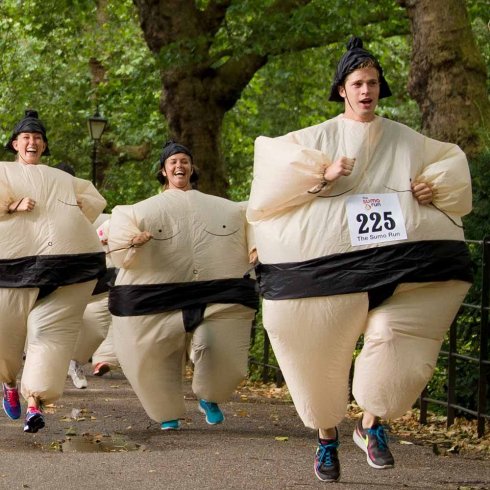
[108, 141, 258, 430]
[0, 110, 106, 432]
[247, 38, 472, 482]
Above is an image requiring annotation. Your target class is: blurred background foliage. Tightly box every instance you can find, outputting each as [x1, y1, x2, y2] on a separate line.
[0, 0, 487, 208]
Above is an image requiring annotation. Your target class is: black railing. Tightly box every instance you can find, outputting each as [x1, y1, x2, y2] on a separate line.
[419, 237, 490, 437]
[249, 236, 490, 437]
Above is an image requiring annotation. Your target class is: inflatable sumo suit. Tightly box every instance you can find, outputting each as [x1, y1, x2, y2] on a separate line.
[247, 45, 473, 428]
[72, 214, 119, 369]
[0, 117, 106, 404]
[108, 190, 258, 423]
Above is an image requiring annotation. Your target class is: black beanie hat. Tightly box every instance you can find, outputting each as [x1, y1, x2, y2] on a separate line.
[157, 140, 198, 187]
[159, 140, 193, 168]
[328, 37, 392, 103]
[5, 109, 51, 155]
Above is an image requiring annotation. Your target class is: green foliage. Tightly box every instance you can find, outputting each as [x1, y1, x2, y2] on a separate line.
[224, 34, 418, 201]
[0, 0, 163, 209]
[465, 152, 490, 240]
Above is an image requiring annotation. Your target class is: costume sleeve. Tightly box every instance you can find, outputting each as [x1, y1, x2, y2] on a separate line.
[237, 201, 256, 254]
[246, 136, 332, 223]
[0, 179, 14, 217]
[73, 177, 107, 223]
[108, 205, 142, 268]
[416, 138, 472, 216]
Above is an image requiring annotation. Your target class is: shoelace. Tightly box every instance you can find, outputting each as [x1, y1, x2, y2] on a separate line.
[317, 440, 339, 466]
[5, 387, 18, 407]
[367, 426, 389, 451]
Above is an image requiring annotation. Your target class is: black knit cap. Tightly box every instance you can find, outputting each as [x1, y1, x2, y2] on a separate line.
[328, 37, 392, 102]
[157, 140, 198, 186]
[159, 140, 193, 167]
[5, 109, 50, 155]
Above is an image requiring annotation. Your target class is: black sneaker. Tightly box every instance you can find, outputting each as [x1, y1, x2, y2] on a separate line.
[23, 408, 45, 433]
[353, 418, 394, 469]
[314, 431, 340, 482]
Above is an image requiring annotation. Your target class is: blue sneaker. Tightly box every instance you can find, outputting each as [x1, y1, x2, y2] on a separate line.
[198, 399, 224, 425]
[161, 419, 181, 431]
[314, 431, 341, 482]
[2, 383, 21, 420]
[23, 408, 45, 433]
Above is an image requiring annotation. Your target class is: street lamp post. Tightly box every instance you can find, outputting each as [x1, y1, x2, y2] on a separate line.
[87, 109, 108, 186]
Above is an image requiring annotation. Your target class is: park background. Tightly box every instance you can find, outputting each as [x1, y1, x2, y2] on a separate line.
[0, 0, 489, 451]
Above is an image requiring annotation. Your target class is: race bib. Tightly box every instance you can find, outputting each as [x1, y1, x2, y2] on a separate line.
[346, 193, 407, 246]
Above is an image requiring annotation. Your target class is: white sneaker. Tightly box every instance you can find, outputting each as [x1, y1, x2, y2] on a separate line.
[68, 360, 88, 389]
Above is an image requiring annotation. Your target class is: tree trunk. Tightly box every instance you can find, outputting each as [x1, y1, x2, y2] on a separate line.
[399, 0, 489, 157]
[133, 0, 408, 195]
[133, 0, 312, 196]
[160, 73, 230, 196]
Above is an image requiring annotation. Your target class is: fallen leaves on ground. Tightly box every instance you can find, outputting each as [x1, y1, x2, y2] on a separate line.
[237, 380, 292, 402]
[237, 382, 490, 459]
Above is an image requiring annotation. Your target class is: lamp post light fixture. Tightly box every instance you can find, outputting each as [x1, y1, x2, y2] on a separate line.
[87, 109, 108, 186]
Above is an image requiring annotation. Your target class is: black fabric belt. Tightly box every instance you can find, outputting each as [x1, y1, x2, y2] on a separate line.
[256, 240, 473, 301]
[92, 267, 118, 295]
[109, 277, 259, 317]
[0, 252, 107, 288]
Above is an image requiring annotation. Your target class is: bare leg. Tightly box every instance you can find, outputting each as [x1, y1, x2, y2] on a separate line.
[319, 427, 338, 439]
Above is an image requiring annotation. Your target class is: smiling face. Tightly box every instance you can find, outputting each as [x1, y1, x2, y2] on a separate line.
[162, 152, 193, 191]
[338, 66, 381, 122]
[12, 132, 46, 165]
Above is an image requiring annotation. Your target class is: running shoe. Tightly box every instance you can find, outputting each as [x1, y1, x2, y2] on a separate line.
[314, 430, 341, 482]
[198, 399, 224, 425]
[23, 407, 45, 433]
[2, 383, 21, 420]
[353, 418, 394, 469]
[68, 360, 88, 389]
[161, 419, 181, 431]
[93, 362, 111, 377]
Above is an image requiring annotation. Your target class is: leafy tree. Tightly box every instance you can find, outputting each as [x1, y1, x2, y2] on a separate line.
[0, 0, 162, 208]
[132, 0, 408, 196]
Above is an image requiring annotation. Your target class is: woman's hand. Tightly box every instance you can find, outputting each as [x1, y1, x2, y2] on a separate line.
[131, 231, 153, 247]
[8, 197, 36, 213]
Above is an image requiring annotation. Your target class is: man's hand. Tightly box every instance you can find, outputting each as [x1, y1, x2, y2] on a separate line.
[323, 157, 356, 182]
[131, 231, 153, 247]
[411, 181, 434, 205]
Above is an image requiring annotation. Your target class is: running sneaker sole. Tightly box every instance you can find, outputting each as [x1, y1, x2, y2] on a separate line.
[314, 463, 341, 482]
[160, 422, 181, 431]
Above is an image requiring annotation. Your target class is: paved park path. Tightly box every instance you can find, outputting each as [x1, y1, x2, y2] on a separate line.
[0, 368, 489, 489]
